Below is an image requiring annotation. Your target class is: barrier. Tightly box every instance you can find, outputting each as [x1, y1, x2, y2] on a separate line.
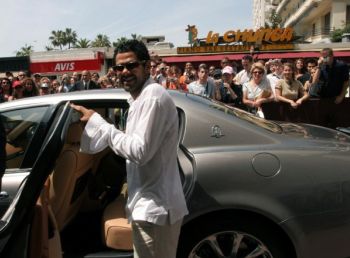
[261, 98, 350, 129]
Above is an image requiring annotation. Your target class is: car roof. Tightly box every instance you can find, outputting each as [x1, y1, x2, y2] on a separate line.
[0, 89, 190, 110]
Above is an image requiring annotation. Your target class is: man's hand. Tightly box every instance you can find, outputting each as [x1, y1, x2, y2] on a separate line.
[70, 103, 95, 122]
[334, 95, 344, 104]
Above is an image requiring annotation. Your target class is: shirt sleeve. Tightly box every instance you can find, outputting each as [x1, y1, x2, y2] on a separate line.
[81, 97, 175, 166]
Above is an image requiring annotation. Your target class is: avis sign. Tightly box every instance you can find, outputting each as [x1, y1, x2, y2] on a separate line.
[54, 62, 75, 72]
[30, 59, 101, 74]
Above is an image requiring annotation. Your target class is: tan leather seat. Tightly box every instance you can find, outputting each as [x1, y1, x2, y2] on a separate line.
[102, 185, 133, 251]
[49, 122, 94, 230]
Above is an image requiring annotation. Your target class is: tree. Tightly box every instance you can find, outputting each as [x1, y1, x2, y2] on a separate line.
[113, 34, 143, 48]
[267, 9, 282, 29]
[49, 30, 65, 50]
[16, 44, 33, 56]
[74, 38, 91, 48]
[45, 45, 54, 51]
[64, 28, 78, 49]
[91, 34, 111, 47]
[113, 36, 128, 48]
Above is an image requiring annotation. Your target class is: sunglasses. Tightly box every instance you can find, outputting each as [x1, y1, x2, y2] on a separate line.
[253, 71, 263, 75]
[113, 61, 145, 72]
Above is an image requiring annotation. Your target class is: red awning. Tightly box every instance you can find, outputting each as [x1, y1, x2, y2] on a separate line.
[162, 51, 350, 63]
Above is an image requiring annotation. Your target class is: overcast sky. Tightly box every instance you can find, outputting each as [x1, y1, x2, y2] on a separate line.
[0, 0, 253, 57]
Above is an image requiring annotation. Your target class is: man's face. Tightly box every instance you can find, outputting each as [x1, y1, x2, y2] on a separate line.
[115, 52, 149, 96]
[306, 62, 316, 73]
[242, 59, 250, 70]
[197, 68, 208, 81]
[82, 71, 90, 82]
[320, 50, 333, 66]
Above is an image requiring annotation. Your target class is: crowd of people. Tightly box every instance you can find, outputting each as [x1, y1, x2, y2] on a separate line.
[1, 47, 349, 118]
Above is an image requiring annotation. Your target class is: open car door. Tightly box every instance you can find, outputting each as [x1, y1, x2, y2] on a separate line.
[0, 101, 74, 258]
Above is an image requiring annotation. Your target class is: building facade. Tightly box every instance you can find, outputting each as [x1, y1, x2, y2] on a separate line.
[255, 0, 350, 43]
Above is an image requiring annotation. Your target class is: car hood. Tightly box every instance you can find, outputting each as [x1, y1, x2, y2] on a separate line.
[277, 122, 350, 144]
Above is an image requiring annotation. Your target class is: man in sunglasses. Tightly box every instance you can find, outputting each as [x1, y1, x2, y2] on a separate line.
[71, 39, 188, 258]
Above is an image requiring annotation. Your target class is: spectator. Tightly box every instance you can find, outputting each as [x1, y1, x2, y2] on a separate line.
[242, 62, 272, 115]
[71, 70, 100, 91]
[208, 65, 216, 78]
[91, 72, 100, 83]
[23, 78, 39, 97]
[150, 60, 158, 81]
[33, 73, 41, 88]
[303, 66, 319, 96]
[72, 72, 81, 82]
[188, 63, 215, 99]
[275, 63, 309, 109]
[40, 77, 53, 94]
[179, 62, 195, 87]
[1, 78, 12, 102]
[58, 74, 71, 92]
[266, 59, 283, 98]
[294, 58, 306, 80]
[156, 62, 168, 87]
[220, 57, 231, 70]
[317, 48, 349, 104]
[17, 71, 26, 81]
[98, 76, 114, 89]
[298, 58, 318, 86]
[51, 80, 61, 93]
[166, 65, 187, 91]
[221, 66, 243, 107]
[39, 82, 50, 96]
[234, 55, 253, 85]
[9, 80, 25, 101]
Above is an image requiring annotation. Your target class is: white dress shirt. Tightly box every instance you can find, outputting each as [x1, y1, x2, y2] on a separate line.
[80, 78, 188, 225]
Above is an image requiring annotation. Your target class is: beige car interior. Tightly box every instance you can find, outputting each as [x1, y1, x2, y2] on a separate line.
[30, 106, 133, 257]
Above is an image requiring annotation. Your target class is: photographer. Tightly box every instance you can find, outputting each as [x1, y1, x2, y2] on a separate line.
[220, 66, 243, 107]
[166, 65, 187, 91]
[317, 48, 349, 104]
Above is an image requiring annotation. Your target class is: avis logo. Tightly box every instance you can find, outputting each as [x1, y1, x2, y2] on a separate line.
[54, 62, 75, 71]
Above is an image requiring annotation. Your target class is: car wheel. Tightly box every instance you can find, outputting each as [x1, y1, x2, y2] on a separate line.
[178, 215, 294, 258]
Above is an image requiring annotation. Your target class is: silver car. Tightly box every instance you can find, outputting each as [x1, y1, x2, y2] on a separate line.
[0, 89, 350, 258]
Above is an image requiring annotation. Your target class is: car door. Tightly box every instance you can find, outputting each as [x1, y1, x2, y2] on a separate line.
[0, 101, 73, 257]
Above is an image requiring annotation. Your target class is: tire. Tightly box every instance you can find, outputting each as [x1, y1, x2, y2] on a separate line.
[177, 215, 294, 258]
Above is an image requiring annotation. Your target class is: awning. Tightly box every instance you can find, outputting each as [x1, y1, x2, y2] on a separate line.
[162, 51, 350, 63]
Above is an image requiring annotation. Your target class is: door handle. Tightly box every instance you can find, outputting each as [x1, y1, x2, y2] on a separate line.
[0, 191, 9, 200]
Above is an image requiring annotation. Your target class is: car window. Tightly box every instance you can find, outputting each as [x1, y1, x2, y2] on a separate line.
[0, 106, 48, 169]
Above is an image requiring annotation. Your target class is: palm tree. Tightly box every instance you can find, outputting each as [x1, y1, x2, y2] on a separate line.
[91, 34, 111, 47]
[112, 37, 128, 48]
[15, 44, 34, 56]
[74, 38, 91, 48]
[45, 45, 54, 51]
[64, 28, 78, 49]
[49, 30, 65, 50]
[131, 34, 142, 40]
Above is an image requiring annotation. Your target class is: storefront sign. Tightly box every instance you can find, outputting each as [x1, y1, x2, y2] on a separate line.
[30, 59, 102, 74]
[181, 26, 295, 54]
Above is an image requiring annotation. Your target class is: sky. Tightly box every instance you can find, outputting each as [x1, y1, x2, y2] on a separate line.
[0, 0, 253, 57]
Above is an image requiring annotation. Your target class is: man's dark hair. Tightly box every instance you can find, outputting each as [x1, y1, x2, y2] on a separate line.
[113, 40, 150, 64]
[242, 55, 253, 62]
[306, 58, 317, 65]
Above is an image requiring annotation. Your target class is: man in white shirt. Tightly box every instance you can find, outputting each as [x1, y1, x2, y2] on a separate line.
[71, 40, 188, 258]
[234, 55, 253, 85]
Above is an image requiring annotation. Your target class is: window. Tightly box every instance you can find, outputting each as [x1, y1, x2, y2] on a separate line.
[347, 5, 350, 26]
[324, 12, 331, 33]
[1, 106, 48, 169]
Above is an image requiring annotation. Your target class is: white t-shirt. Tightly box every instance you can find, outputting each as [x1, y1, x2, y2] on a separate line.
[80, 78, 188, 225]
[234, 69, 251, 85]
[188, 79, 215, 98]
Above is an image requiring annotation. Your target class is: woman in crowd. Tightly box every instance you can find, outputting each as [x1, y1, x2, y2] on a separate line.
[23, 78, 39, 97]
[51, 80, 61, 93]
[275, 63, 309, 109]
[242, 62, 273, 115]
[1, 78, 13, 102]
[166, 65, 187, 91]
[98, 76, 114, 89]
[294, 58, 306, 80]
[9, 80, 25, 101]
